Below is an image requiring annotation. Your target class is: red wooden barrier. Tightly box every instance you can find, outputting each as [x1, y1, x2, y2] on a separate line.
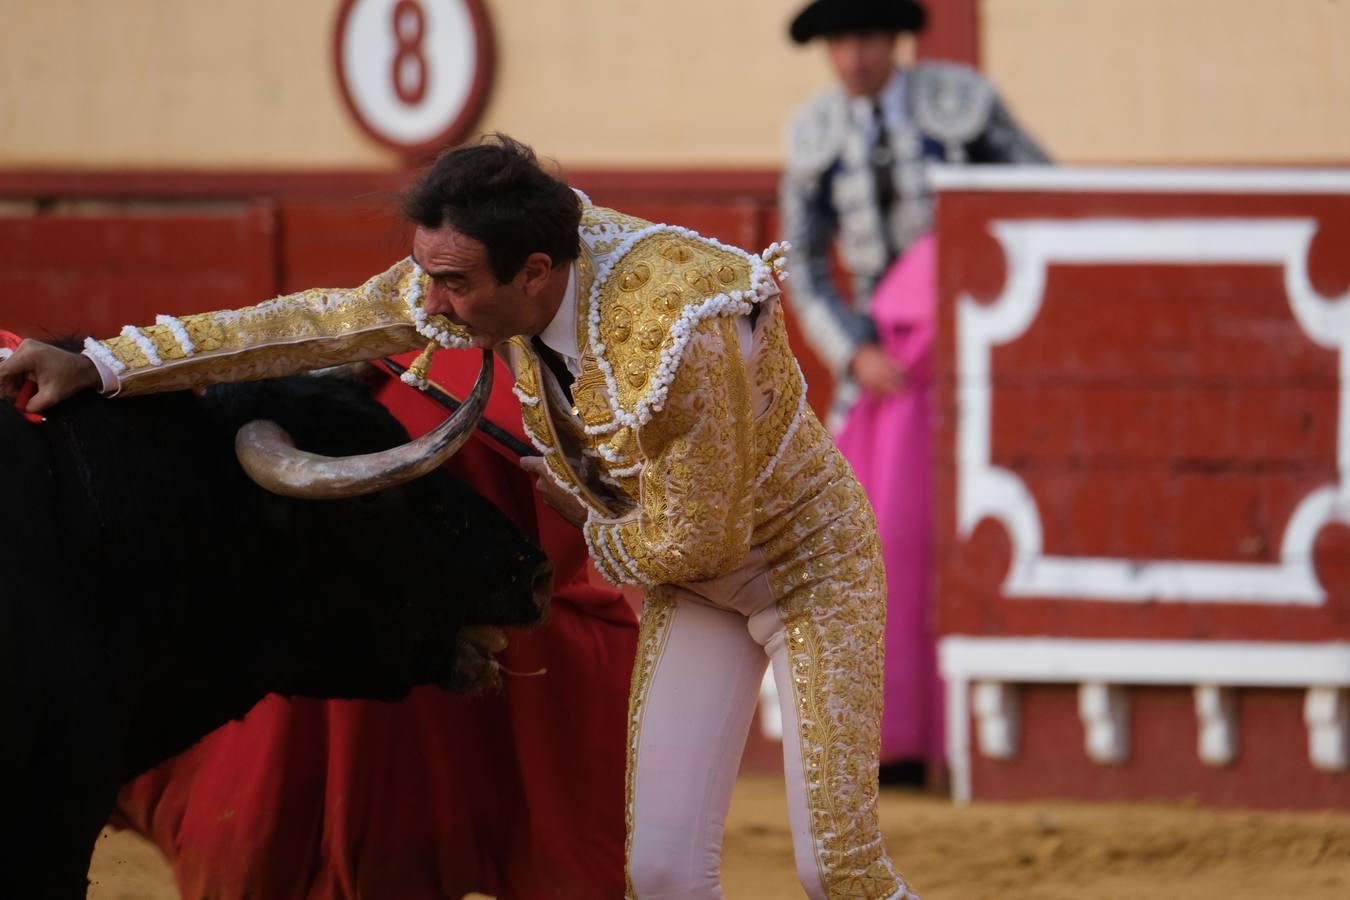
[934, 167, 1350, 809]
[0, 203, 277, 340]
[0, 169, 835, 421]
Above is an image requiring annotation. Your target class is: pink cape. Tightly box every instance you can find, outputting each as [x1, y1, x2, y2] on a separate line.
[835, 234, 944, 765]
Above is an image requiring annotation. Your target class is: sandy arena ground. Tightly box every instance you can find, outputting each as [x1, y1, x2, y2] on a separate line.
[89, 773, 1350, 899]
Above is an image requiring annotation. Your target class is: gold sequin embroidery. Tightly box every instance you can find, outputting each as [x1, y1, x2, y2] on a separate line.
[624, 588, 677, 900]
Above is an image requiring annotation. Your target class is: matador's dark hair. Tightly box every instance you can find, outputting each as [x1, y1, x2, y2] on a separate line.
[402, 133, 582, 283]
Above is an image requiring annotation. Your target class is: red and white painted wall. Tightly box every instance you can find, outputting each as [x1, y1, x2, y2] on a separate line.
[4, 0, 1350, 811]
[934, 167, 1350, 810]
[4, 166, 1350, 810]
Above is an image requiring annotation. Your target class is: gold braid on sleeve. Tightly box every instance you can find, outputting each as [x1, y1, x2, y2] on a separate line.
[88, 258, 471, 397]
[585, 317, 755, 586]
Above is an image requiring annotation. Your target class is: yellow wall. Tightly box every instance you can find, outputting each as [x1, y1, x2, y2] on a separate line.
[0, 0, 835, 170]
[982, 0, 1350, 164]
[2, 1, 385, 169]
[1, 0, 1346, 169]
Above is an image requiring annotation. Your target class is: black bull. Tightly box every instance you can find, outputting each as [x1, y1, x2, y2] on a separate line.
[0, 371, 552, 898]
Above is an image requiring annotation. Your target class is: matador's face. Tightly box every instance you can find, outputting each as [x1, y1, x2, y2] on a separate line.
[413, 225, 555, 350]
[826, 32, 901, 97]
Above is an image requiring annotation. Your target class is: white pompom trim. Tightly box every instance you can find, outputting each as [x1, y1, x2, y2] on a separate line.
[213, 297, 309, 327]
[154, 315, 195, 357]
[586, 520, 646, 586]
[520, 416, 588, 504]
[82, 337, 126, 375]
[511, 384, 541, 407]
[596, 442, 626, 464]
[586, 229, 789, 429]
[583, 525, 624, 585]
[120, 325, 162, 367]
[522, 426, 557, 458]
[404, 259, 473, 350]
[544, 462, 586, 502]
[608, 529, 648, 585]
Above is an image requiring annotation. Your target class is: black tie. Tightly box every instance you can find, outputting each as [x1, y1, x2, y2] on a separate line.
[870, 98, 899, 264]
[531, 335, 574, 404]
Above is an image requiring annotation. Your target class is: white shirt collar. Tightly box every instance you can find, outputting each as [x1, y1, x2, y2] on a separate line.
[537, 263, 580, 366]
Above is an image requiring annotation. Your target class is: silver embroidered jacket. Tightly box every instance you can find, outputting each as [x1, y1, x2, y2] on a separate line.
[780, 61, 1049, 398]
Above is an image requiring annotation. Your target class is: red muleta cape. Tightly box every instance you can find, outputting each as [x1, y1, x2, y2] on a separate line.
[113, 349, 637, 899]
[0, 330, 41, 422]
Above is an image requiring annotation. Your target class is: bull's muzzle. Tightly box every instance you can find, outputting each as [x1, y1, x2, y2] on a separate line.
[234, 349, 493, 499]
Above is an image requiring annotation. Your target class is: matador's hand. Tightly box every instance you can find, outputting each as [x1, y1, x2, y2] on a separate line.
[521, 455, 588, 528]
[0, 339, 102, 413]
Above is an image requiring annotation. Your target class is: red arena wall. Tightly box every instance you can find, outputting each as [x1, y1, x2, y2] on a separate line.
[0, 169, 835, 420]
[5, 163, 1348, 808]
[934, 167, 1350, 809]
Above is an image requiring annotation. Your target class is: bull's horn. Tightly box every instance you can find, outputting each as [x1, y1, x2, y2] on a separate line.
[234, 349, 493, 499]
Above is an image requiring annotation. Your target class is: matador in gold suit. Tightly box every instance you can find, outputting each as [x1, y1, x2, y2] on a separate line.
[83, 196, 917, 899]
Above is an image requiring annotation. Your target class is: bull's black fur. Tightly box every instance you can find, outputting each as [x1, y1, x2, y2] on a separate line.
[0, 374, 549, 898]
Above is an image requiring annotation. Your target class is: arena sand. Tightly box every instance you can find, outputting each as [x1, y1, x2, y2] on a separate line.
[89, 773, 1350, 899]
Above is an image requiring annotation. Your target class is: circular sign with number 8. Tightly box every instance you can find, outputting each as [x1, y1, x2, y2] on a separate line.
[335, 0, 494, 158]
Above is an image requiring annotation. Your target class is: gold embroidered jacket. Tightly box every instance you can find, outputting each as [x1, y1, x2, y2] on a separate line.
[89, 201, 822, 589]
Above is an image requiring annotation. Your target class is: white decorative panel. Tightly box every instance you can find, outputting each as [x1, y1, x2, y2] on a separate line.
[1078, 682, 1129, 764]
[1304, 687, 1349, 771]
[1194, 685, 1238, 766]
[972, 681, 1020, 760]
[957, 218, 1350, 604]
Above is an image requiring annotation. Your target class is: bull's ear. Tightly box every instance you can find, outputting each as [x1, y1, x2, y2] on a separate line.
[235, 349, 492, 500]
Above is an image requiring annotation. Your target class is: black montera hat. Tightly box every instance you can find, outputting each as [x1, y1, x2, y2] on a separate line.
[789, 0, 928, 44]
